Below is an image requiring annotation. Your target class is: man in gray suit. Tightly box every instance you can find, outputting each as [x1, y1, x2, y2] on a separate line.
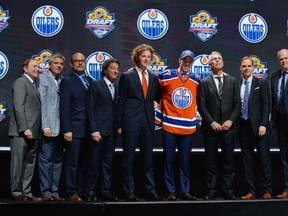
[9, 59, 42, 201]
[38, 53, 66, 201]
[197, 51, 241, 200]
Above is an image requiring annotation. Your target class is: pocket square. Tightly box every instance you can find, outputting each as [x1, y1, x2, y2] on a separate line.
[254, 87, 260, 90]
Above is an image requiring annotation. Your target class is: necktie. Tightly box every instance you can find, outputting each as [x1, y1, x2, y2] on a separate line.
[242, 80, 250, 120]
[278, 72, 287, 113]
[109, 83, 115, 100]
[142, 71, 148, 99]
[216, 77, 223, 96]
[82, 75, 89, 89]
[55, 76, 61, 87]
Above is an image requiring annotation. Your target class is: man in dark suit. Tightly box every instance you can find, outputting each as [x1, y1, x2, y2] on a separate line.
[270, 48, 288, 199]
[38, 53, 66, 201]
[9, 59, 42, 201]
[197, 51, 241, 200]
[237, 56, 272, 200]
[60, 52, 92, 201]
[86, 59, 120, 202]
[117, 43, 163, 201]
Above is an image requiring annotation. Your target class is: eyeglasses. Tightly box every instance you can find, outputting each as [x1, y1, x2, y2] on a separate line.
[72, 59, 86, 63]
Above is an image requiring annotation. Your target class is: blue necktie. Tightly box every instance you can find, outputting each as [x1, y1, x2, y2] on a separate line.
[278, 72, 287, 113]
[242, 80, 249, 120]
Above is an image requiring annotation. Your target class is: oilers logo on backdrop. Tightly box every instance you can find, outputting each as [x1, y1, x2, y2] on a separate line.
[86, 51, 113, 80]
[172, 87, 192, 109]
[249, 55, 268, 79]
[148, 52, 168, 74]
[191, 54, 211, 79]
[137, 9, 169, 40]
[238, 13, 268, 43]
[31, 5, 64, 37]
[0, 101, 7, 123]
[0, 51, 9, 80]
[0, 6, 10, 32]
[32, 49, 53, 73]
[85, 6, 116, 39]
[189, 10, 218, 42]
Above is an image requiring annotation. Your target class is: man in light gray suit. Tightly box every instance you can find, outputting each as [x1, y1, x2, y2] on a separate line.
[38, 53, 66, 201]
[9, 59, 42, 201]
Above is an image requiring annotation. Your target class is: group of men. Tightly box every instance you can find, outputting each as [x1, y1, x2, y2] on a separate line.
[8, 45, 288, 202]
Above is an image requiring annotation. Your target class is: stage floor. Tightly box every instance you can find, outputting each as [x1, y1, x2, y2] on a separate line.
[1, 198, 287, 216]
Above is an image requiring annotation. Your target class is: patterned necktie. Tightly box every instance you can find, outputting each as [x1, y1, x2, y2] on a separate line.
[242, 80, 250, 120]
[142, 70, 148, 99]
[216, 77, 223, 96]
[278, 72, 287, 113]
[109, 83, 115, 100]
[82, 75, 89, 89]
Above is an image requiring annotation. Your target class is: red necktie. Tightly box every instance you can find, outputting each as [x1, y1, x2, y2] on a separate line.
[142, 71, 148, 99]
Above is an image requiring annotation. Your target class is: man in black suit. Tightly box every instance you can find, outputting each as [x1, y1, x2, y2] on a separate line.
[270, 48, 288, 199]
[238, 56, 272, 200]
[117, 43, 163, 201]
[9, 59, 42, 201]
[197, 51, 241, 200]
[60, 52, 92, 201]
[86, 59, 120, 202]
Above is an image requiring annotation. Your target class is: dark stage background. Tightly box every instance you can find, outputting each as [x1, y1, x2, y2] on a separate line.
[0, 0, 287, 151]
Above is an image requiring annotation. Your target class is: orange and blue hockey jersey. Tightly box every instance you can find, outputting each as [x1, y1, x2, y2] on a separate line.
[155, 69, 200, 135]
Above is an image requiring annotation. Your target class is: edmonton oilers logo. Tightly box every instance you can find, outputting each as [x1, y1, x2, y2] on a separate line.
[137, 9, 169, 40]
[86, 51, 113, 80]
[172, 87, 192, 109]
[31, 5, 64, 37]
[0, 51, 9, 80]
[238, 13, 268, 43]
[191, 54, 211, 79]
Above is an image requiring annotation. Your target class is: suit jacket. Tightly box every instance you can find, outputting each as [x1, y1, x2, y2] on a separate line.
[86, 78, 119, 136]
[238, 77, 270, 136]
[270, 69, 288, 127]
[117, 67, 161, 132]
[38, 71, 62, 137]
[197, 74, 241, 133]
[60, 71, 92, 138]
[8, 74, 42, 139]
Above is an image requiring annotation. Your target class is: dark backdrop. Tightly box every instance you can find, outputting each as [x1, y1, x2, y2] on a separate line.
[0, 0, 287, 151]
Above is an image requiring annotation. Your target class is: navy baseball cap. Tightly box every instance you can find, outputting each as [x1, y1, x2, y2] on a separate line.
[180, 50, 194, 59]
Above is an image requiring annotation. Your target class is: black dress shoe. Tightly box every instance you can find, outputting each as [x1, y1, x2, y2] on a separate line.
[125, 193, 138, 201]
[224, 193, 236, 200]
[204, 193, 216, 200]
[145, 193, 164, 201]
[102, 195, 118, 201]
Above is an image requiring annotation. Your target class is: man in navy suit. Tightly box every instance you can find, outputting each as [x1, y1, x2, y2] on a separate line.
[117, 44, 163, 201]
[237, 56, 272, 200]
[270, 48, 288, 199]
[38, 53, 66, 201]
[60, 52, 92, 201]
[86, 59, 120, 202]
[197, 51, 241, 200]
